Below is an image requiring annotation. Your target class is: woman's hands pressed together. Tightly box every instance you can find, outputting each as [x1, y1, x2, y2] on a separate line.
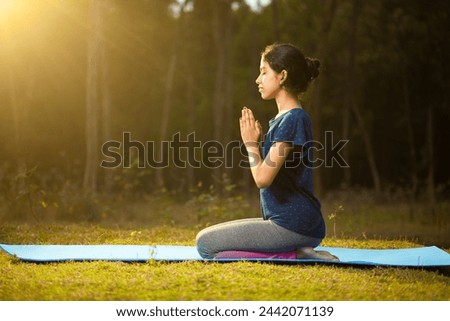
[239, 107, 262, 147]
[238, 106, 292, 189]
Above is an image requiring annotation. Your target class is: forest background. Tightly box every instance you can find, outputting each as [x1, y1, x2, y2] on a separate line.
[0, 0, 449, 247]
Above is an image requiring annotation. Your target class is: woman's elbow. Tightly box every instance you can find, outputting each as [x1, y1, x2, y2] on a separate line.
[254, 176, 273, 189]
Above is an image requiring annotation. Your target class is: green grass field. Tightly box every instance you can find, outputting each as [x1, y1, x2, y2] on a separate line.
[0, 224, 449, 301]
[0, 192, 449, 301]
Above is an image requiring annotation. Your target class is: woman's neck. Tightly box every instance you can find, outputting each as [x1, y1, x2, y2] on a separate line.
[275, 92, 301, 116]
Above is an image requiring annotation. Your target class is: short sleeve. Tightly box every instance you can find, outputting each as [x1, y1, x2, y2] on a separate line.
[271, 111, 308, 147]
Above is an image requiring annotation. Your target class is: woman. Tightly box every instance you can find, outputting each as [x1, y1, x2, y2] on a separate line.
[196, 43, 338, 261]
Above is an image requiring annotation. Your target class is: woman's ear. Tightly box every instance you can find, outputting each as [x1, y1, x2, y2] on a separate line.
[280, 70, 288, 84]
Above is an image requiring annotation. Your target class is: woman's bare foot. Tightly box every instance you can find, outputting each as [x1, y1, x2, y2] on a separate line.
[296, 247, 339, 261]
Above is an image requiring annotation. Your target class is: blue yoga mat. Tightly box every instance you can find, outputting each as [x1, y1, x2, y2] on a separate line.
[1, 244, 449, 267]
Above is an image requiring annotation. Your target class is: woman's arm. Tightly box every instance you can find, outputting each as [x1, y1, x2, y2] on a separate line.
[240, 107, 292, 189]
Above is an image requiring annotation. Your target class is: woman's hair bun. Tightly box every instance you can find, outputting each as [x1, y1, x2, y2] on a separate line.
[261, 43, 320, 95]
[305, 57, 320, 81]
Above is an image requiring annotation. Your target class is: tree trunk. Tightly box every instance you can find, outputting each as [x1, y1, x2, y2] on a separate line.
[426, 106, 436, 219]
[351, 103, 382, 194]
[346, 0, 381, 194]
[271, 0, 281, 42]
[309, 0, 337, 197]
[212, 0, 232, 192]
[156, 46, 177, 190]
[83, 0, 103, 195]
[342, 88, 351, 188]
[401, 66, 419, 211]
[243, 16, 261, 198]
[212, 2, 227, 142]
[100, 21, 113, 192]
[223, 1, 234, 192]
[155, 0, 188, 190]
[342, 0, 355, 189]
[186, 72, 196, 191]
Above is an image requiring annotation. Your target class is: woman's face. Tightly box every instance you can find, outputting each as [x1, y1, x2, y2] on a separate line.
[255, 58, 284, 100]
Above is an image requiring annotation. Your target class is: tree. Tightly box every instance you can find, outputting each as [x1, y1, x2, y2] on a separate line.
[84, 0, 111, 196]
[309, 0, 338, 196]
[155, 0, 190, 190]
[347, 0, 381, 194]
[271, 0, 281, 42]
[212, 0, 234, 191]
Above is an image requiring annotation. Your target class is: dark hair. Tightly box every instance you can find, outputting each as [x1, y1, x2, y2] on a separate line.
[261, 43, 320, 96]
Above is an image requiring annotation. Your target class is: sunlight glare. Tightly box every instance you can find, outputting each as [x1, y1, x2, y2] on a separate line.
[0, 0, 51, 42]
[0, 0, 19, 18]
[0, 0, 14, 10]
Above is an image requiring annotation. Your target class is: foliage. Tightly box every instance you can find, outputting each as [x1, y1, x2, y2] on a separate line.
[1, 0, 449, 302]
[1, 163, 448, 247]
[0, 0, 449, 195]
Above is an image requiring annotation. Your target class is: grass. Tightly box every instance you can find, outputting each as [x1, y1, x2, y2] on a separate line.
[0, 223, 449, 301]
[0, 189, 449, 301]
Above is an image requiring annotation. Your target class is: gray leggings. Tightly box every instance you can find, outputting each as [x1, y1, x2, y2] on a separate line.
[196, 217, 322, 259]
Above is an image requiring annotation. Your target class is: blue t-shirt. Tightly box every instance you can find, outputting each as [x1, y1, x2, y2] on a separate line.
[260, 108, 325, 238]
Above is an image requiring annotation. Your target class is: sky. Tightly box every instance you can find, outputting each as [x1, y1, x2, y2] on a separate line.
[170, 0, 272, 16]
[245, 0, 271, 11]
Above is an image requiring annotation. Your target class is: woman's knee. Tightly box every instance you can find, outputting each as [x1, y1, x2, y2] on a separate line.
[195, 229, 214, 259]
